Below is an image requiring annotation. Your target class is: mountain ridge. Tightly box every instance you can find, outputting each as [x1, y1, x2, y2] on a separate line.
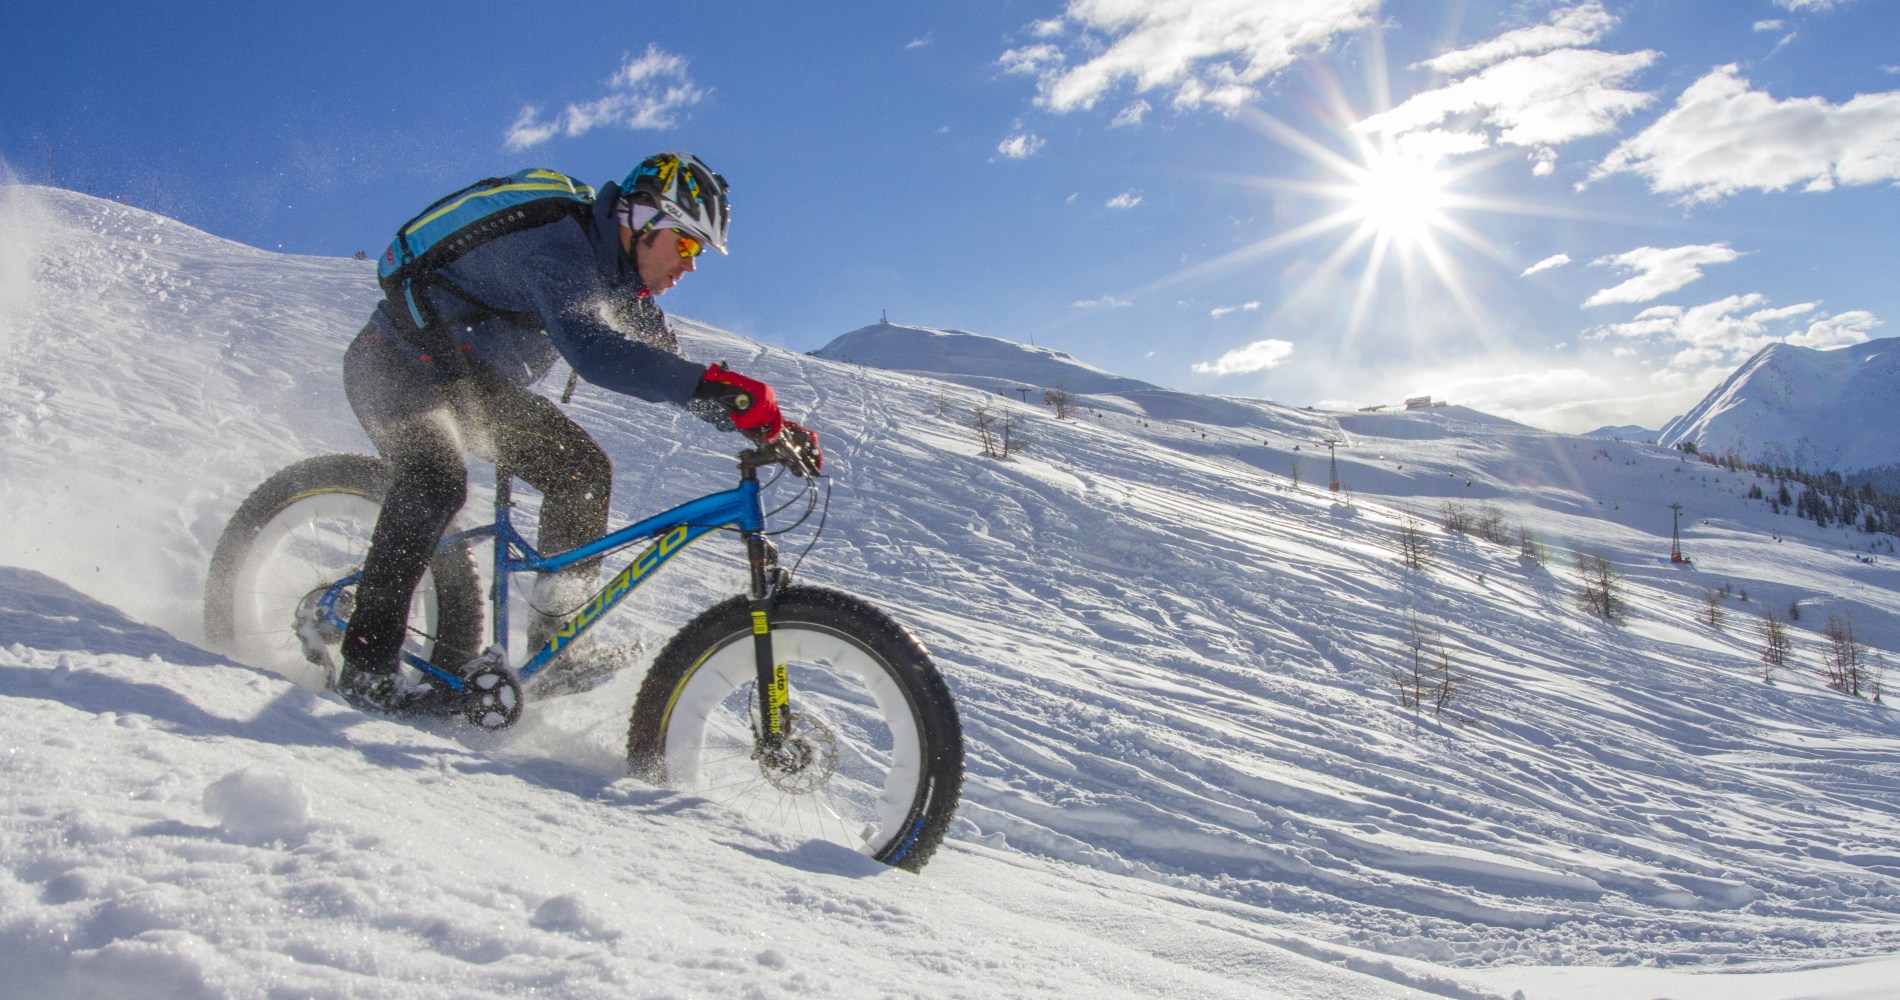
[1659, 337, 1900, 475]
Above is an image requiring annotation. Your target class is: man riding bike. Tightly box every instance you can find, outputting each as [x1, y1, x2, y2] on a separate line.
[337, 150, 817, 713]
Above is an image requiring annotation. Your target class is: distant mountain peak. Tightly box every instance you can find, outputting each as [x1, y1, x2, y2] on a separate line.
[1658, 336, 1900, 474]
[811, 322, 1167, 396]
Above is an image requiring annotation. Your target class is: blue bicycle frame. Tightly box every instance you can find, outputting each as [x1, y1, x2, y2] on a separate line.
[320, 451, 798, 737]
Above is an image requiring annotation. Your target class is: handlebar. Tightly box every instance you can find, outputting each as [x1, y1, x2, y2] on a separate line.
[739, 432, 823, 479]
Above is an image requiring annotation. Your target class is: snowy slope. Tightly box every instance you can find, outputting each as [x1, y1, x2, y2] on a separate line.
[815, 321, 1168, 396]
[6, 183, 1900, 999]
[1659, 338, 1900, 475]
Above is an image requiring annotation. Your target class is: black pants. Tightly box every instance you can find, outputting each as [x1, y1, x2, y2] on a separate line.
[340, 328, 610, 674]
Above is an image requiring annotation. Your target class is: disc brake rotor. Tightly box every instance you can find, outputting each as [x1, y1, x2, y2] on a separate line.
[755, 710, 839, 794]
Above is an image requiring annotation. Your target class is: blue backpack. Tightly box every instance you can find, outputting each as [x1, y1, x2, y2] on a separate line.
[377, 168, 596, 330]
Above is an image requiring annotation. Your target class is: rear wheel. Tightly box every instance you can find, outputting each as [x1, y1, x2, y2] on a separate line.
[628, 587, 963, 872]
[204, 454, 483, 689]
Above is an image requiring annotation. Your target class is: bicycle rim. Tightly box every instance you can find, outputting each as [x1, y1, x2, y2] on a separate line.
[660, 624, 928, 862]
[226, 490, 442, 689]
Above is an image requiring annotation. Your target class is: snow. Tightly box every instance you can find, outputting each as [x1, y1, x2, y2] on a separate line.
[4, 182, 1900, 998]
[1659, 338, 1900, 476]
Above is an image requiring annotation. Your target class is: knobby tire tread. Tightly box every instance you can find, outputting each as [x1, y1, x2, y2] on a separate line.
[203, 453, 483, 672]
[627, 585, 963, 872]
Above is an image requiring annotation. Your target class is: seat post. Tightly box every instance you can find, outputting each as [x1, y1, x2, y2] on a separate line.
[493, 465, 514, 508]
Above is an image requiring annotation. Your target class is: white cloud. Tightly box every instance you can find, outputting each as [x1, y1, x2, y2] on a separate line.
[1356, 46, 1657, 151]
[505, 46, 707, 150]
[504, 108, 560, 151]
[906, 36, 933, 50]
[1586, 295, 1876, 364]
[1775, 0, 1848, 10]
[1521, 253, 1571, 276]
[1072, 294, 1132, 309]
[999, 44, 1063, 77]
[1746, 302, 1819, 323]
[1591, 65, 1900, 202]
[1419, 2, 1614, 76]
[1353, 4, 1656, 172]
[1106, 190, 1142, 209]
[1582, 243, 1742, 307]
[1787, 309, 1881, 348]
[1192, 338, 1293, 374]
[1209, 301, 1262, 318]
[1011, 0, 1378, 115]
[1590, 294, 1770, 354]
[1753, 19, 1786, 31]
[1110, 100, 1152, 128]
[996, 133, 1047, 159]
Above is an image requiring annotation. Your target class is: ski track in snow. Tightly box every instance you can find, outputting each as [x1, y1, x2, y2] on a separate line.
[5, 184, 1900, 998]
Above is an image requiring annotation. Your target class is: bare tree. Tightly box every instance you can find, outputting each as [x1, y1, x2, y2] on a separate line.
[1702, 589, 1726, 630]
[1824, 613, 1872, 697]
[1574, 550, 1629, 622]
[1518, 525, 1548, 567]
[969, 402, 999, 458]
[1397, 515, 1434, 570]
[1474, 503, 1510, 544]
[1042, 382, 1073, 419]
[1393, 613, 1468, 720]
[1289, 455, 1301, 488]
[999, 406, 1028, 458]
[1394, 613, 1431, 715]
[931, 390, 951, 417]
[1759, 607, 1792, 681]
[1442, 500, 1472, 535]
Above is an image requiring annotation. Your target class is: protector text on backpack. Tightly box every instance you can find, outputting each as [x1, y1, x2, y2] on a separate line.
[377, 168, 596, 331]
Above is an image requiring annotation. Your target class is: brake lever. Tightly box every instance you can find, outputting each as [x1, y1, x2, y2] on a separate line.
[736, 438, 821, 479]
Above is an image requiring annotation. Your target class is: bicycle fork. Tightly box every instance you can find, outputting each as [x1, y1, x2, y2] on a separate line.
[744, 528, 793, 755]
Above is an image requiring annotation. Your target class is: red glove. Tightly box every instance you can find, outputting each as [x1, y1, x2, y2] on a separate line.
[695, 364, 783, 438]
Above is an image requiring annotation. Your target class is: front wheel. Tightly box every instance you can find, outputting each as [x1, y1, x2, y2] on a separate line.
[628, 587, 963, 872]
[203, 454, 483, 689]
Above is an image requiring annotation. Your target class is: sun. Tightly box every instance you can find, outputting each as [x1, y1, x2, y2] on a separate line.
[1342, 143, 1452, 248]
[1095, 52, 1581, 363]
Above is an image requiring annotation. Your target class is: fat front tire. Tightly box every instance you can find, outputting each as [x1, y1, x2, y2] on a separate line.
[628, 586, 963, 872]
[203, 454, 483, 688]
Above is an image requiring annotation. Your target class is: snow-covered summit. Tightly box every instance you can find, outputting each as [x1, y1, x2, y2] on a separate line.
[1659, 337, 1900, 475]
[813, 320, 1165, 396]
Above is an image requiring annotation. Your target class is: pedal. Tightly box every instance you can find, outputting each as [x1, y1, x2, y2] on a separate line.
[458, 646, 523, 730]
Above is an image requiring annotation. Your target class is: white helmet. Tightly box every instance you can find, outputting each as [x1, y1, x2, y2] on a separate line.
[621, 151, 730, 254]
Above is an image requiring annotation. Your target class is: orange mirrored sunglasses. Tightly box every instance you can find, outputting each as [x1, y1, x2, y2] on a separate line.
[674, 233, 704, 260]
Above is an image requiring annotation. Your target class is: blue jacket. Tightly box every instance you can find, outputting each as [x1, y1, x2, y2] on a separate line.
[365, 180, 705, 407]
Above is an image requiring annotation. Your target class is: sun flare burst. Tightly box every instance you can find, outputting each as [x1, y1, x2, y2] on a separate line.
[1343, 144, 1452, 248]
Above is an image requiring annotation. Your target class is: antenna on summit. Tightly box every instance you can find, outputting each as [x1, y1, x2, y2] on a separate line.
[880, 309, 888, 324]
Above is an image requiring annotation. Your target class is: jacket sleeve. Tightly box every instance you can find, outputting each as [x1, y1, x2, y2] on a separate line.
[541, 288, 706, 406]
[454, 219, 707, 406]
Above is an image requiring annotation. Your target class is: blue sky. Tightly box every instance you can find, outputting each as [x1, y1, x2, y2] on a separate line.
[4, 0, 1895, 433]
